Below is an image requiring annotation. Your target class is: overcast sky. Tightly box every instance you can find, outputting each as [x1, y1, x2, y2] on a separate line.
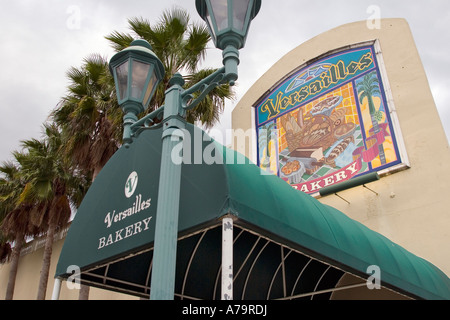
[0, 0, 449, 163]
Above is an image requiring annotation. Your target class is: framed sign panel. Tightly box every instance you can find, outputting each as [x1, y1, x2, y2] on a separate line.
[255, 41, 409, 195]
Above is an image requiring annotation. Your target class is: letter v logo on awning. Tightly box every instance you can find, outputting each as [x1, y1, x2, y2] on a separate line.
[125, 171, 138, 198]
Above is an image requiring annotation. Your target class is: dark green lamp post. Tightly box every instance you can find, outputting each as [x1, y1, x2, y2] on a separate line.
[109, 0, 261, 300]
[109, 39, 165, 147]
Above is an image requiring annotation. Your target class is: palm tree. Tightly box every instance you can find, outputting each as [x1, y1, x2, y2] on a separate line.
[0, 158, 40, 299]
[0, 162, 22, 250]
[52, 54, 122, 181]
[105, 7, 234, 129]
[15, 124, 86, 299]
[357, 71, 386, 165]
[52, 54, 121, 299]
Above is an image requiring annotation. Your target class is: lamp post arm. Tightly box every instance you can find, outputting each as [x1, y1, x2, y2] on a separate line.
[181, 43, 240, 111]
[182, 67, 226, 97]
[181, 67, 227, 111]
[130, 105, 165, 132]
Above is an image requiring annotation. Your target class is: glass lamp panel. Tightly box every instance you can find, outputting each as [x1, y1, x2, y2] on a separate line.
[115, 61, 129, 101]
[232, 0, 250, 31]
[130, 60, 151, 101]
[210, 0, 229, 31]
[142, 72, 158, 108]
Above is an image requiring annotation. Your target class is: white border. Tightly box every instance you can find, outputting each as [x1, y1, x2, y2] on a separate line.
[372, 39, 411, 175]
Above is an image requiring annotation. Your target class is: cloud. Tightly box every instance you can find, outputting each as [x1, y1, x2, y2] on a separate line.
[0, 0, 449, 162]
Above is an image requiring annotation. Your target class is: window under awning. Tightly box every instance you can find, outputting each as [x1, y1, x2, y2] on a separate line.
[55, 122, 450, 300]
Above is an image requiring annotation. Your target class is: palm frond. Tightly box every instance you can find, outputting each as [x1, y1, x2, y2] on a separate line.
[128, 16, 153, 40]
[105, 31, 135, 52]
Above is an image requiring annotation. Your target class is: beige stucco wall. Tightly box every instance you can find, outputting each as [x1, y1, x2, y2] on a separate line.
[232, 18, 450, 277]
[0, 236, 138, 300]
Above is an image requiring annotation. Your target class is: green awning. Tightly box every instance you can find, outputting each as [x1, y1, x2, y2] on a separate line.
[55, 122, 450, 300]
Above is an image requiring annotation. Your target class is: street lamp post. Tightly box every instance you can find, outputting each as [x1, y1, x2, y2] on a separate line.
[109, 0, 261, 300]
[109, 39, 165, 147]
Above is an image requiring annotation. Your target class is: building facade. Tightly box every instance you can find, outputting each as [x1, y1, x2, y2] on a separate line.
[232, 18, 450, 280]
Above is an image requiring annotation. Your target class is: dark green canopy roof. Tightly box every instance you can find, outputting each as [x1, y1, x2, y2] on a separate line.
[56, 122, 450, 300]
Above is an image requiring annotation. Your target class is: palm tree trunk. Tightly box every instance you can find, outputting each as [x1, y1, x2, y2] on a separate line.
[5, 233, 24, 300]
[371, 114, 387, 165]
[36, 222, 56, 300]
[78, 284, 90, 300]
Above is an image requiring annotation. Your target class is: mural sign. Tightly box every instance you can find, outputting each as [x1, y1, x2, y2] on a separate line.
[255, 43, 407, 194]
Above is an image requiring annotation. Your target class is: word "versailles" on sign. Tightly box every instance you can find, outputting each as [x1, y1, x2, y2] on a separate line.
[104, 194, 151, 228]
[260, 52, 373, 120]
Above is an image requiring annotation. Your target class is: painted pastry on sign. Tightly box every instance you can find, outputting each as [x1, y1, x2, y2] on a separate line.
[311, 96, 343, 116]
[279, 95, 357, 181]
